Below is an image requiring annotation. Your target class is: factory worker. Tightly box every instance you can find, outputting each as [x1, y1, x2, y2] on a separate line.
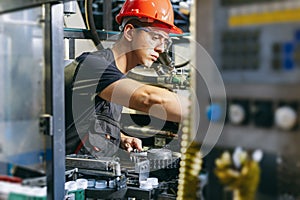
[65, 0, 189, 158]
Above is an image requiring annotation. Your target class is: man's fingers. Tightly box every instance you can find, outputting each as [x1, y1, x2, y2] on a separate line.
[133, 139, 142, 150]
[122, 138, 142, 152]
[125, 143, 133, 152]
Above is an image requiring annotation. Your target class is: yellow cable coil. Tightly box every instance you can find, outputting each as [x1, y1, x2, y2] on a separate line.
[176, 2, 203, 198]
[177, 132, 202, 200]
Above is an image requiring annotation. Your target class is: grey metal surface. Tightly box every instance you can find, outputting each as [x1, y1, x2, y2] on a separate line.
[193, 0, 210, 145]
[86, 187, 128, 199]
[44, 2, 65, 200]
[64, 27, 120, 40]
[147, 149, 172, 160]
[134, 160, 150, 182]
[225, 83, 300, 100]
[0, 0, 61, 14]
[63, 0, 76, 15]
[0, 6, 45, 170]
[66, 156, 117, 171]
[193, 0, 226, 149]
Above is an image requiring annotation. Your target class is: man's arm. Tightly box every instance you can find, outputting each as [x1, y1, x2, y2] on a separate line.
[99, 78, 189, 122]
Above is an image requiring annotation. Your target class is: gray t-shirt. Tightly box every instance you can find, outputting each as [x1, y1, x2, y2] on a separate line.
[65, 48, 126, 157]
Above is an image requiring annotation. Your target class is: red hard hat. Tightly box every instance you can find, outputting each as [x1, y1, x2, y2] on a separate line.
[116, 0, 183, 34]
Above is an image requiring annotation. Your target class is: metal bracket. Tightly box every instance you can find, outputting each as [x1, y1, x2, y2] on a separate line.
[39, 114, 53, 136]
[154, 137, 166, 147]
[135, 160, 150, 182]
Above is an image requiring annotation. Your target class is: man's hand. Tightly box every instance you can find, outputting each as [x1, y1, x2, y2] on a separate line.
[120, 132, 142, 152]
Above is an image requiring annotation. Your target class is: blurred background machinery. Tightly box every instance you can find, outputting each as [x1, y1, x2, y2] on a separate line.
[198, 0, 300, 199]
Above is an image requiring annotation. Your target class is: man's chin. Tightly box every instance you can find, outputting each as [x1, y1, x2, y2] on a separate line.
[143, 61, 154, 68]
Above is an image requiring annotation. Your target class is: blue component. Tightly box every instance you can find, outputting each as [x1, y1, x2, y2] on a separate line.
[295, 29, 300, 41]
[7, 150, 47, 166]
[283, 57, 295, 71]
[206, 104, 222, 122]
[46, 148, 53, 161]
[283, 42, 294, 55]
[7, 163, 13, 176]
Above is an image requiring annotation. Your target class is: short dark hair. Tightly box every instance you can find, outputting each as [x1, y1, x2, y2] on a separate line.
[120, 18, 153, 32]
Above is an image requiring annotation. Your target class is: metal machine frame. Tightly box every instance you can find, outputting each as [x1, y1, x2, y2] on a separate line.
[0, 1, 65, 199]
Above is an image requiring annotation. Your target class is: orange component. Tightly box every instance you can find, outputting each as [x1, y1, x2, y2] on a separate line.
[0, 175, 22, 183]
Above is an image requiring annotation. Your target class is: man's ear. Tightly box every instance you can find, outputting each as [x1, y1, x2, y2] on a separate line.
[123, 24, 135, 42]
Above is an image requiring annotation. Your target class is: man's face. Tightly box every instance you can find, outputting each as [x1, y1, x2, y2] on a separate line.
[131, 26, 171, 68]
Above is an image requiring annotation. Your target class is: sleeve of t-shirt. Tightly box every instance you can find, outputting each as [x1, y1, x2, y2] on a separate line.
[96, 62, 125, 93]
[73, 52, 125, 95]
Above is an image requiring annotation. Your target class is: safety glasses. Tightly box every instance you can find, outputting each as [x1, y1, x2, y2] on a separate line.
[135, 27, 172, 51]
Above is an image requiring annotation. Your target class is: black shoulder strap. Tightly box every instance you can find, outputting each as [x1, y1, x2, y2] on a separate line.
[65, 60, 79, 91]
[64, 60, 80, 131]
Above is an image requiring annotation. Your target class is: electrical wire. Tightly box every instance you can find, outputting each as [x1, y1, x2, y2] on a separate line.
[84, 0, 104, 50]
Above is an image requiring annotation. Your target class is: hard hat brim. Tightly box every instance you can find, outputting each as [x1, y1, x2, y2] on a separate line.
[170, 25, 183, 34]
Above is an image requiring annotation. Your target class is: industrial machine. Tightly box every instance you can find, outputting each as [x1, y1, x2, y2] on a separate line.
[4, 0, 300, 199]
[64, 147, 184, 199]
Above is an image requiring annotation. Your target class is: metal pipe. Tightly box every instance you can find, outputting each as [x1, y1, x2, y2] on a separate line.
[122, 126, 178, 138]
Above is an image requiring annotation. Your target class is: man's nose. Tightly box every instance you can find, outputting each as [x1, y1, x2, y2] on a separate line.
[154, 42, 165, 53]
